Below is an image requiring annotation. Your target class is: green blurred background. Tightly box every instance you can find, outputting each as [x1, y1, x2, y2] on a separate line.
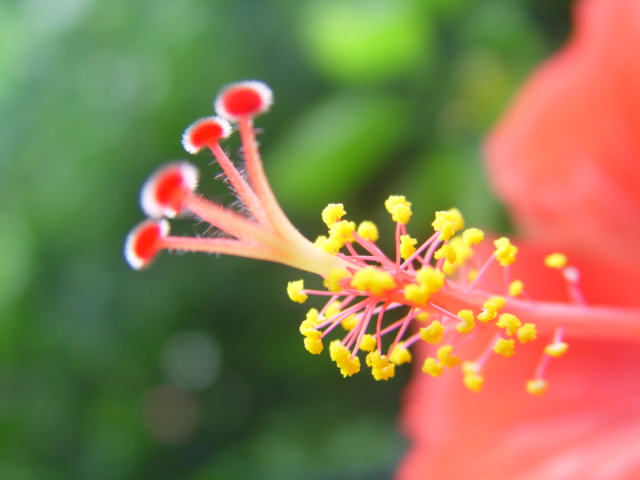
[0, 0, 571, 478]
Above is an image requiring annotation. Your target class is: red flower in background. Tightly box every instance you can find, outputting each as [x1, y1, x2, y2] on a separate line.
[397, 0, 640, 479]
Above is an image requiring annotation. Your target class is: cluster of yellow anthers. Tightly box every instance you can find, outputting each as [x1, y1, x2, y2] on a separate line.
[125, 80, 574, 396]
[291, 199, 573, 395]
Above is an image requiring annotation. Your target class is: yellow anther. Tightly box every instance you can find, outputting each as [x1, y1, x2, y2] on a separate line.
[437, 345, 460, 368]
[432, 211, 457, 241]
[314, 235, 337, 255]
[328, 220, 356, 246]
[509, 280, 524, 297]
[325, 302, 342, 320]
[448, 208, 465, 231]
[517, 323, 537, 343]
[545, 342, 569, 357]
[463, 372, 484, 393]
[478, 296, 505, 323]
[477, 310, 497, 323]
[306, 308, 319, 323]
[485, 296, 507, 312]
[462, 228, 484, 245]
[389, 342, 412, 365]
[404, 283, 430, 305]
[287, 280, 307, 303]
[341, 314, 358, 331]
[357, 221, 379, 242]
[494, 237, 518, 266]
[420, 320, 444, 344]
[545, 253, 568, 269]
[443, 236, 473, 275]
[416, 267, 445, 293]
[321, 203, 346, 226]
[329, 340, 360, 377]
[456, 309, 475, 334]
[526, 379, 549, 396]
[462, 361, 480, 375]
[422, 357, 443, 377]
[384, 195, 413, 225]
[400, 235, 418, 260]
[416, 311, 430, 322]
[359, 334, 377, 352]
[299, 319, 320, 337]
[493, 338, 515, 357]
[351, 267, 396, 296]
[366, 351, 395, 380]
[434, 244, 457, 264]
[304, 337, 323, 354]
[323, 268, 350, 292]
[496, 313, 522, 336]
[468, 269, 478, 282]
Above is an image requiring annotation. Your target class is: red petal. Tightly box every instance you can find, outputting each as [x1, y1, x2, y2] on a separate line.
[485, 0, 640, 270]
[397, 335, 640, 480]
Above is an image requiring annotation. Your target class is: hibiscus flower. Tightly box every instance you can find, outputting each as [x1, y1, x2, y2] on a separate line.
[396, 0, 640, 479]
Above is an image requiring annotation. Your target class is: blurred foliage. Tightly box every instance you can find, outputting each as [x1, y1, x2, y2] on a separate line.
[0, 0, 571, 478]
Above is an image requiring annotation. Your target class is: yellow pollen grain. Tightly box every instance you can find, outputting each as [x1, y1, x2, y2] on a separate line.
[420, 320, 444, 344]
[384, 195, 412, 225]
[326, 301, 342, 319]
[341, 314, 358, 331]
[389, 342, 412, 365]
[357, 221, 379, 242]
[416, 311, 430, 322]
[493, 338, 515, 357]
[306, 308, 319, 323]
[329, 220, 356, 246]
[494, 237, 518, 266]
[545, 342, 569, 357]
[329, 340, 360, 377]
[437, 345, 460, 368]
[422, 357, 443, 377]
[287, 280, 307, 303]
[517, 323, 537, 343]
[456, 309, 475, 334]
[366, 351, 395, 380]
[351, 267, 396, 296]
[462, 361, 480, 375]
[321, 203, 346, 227]
[304, 337, 323, 354]
[545, 253, 568, 269]
[447, 208, 465, 231]
[299, 319, 320, 337]
[526, 379, 548, 396]
[323, 268, 350, 292]
[434, 244, 457, 264]
[464, 372, 484, 393]
[416, 267, 445, 294]
[496, 313, 522, 336]
[400, 235, 418, 260]
[462, 228, 484, 245]
[432, 211, 456, 241]
[404, 283, 430, 305]
[359, 334, 376, 352]
[509, 280, 524, 297]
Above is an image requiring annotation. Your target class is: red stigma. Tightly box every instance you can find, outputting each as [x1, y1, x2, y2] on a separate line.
[182, 117, 232, 154]
[215, 81, 273, 121]
[222, 87, 263, 117]
[141, 162, 199, 218]
[155, 168, 190, 213]
[191, 122, 224, 148]
[125, 220, 169, 269]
